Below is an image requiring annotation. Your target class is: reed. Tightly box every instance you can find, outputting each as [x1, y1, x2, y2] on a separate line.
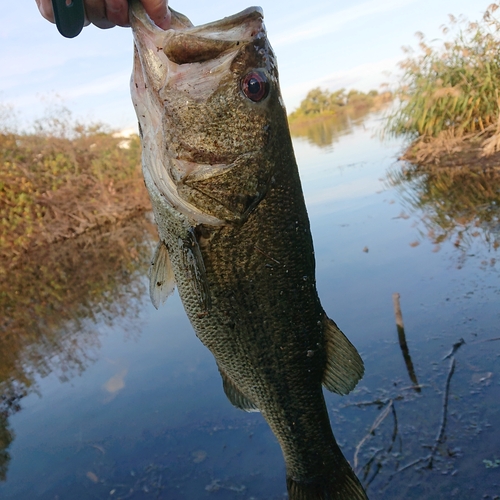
[386, 3, 500, 158]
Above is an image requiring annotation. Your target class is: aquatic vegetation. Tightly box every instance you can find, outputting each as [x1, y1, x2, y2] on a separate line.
[387, 3, 500, 160]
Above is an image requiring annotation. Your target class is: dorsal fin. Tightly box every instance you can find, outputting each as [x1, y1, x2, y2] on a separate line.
[217, 364, 259, 412]
[149, 241, 175, 309]
[322, 316, 364, 395]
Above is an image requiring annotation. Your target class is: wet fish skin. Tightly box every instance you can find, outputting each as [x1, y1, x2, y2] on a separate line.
[130, 3, 367, 498]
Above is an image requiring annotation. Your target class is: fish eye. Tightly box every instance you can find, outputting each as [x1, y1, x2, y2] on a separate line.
[241, 71, 269, 102]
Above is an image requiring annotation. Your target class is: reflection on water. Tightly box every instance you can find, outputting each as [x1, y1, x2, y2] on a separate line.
[0, 114, 498, 499]
[387, 162, 500, 265]
[289, 108, 371, 149]
[0, 216, 155, 480]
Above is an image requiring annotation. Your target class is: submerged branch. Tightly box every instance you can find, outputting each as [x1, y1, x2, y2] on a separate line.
[354, 400, 394, 471]
[391, 345, 459, 477]
[392, 293, 420, 392]
[426, 357, 456, 469]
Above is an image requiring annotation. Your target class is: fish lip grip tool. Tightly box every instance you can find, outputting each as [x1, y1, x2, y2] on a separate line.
[52, 0, 85, 38]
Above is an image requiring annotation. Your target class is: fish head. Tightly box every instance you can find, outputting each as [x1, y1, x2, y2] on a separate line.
[130, 2, 289, 225]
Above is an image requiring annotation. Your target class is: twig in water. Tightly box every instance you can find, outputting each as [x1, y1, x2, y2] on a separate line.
[469, 336, 500, 345]
[391, 355, 457, 477]
[354, 400, 394, 470]
[442, 338, 465, 360]
[342, 396, 402, 409]
[426, 357, 456, 468]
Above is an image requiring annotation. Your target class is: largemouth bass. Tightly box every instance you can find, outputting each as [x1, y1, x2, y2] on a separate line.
[130, 2, 367, 498]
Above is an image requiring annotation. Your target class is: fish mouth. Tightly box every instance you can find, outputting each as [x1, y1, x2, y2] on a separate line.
[130, 2, 267, 225]
[130, 3, 265, 108]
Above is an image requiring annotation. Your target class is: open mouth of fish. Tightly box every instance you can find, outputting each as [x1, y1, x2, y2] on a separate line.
[130, 3, 277, 226]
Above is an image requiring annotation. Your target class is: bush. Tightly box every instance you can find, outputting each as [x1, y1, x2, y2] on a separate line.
[0, 106, 150, 272]
[387, 3, 500, 140]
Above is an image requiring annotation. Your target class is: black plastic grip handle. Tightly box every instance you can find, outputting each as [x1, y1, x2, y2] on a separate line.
[52, 0, 85, 38]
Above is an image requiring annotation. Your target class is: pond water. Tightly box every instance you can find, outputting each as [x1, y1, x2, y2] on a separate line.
[1, 113, 499, 499]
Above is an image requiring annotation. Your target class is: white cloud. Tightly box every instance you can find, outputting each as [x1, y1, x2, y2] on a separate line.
[57, 71, 131, 100]
[272, 0, 417, 46]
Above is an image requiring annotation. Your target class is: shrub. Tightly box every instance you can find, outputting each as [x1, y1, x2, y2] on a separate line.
[387, 3, 500, 140]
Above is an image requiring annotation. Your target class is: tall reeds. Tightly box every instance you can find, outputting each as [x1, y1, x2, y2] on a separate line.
[387, 3, 500, 157]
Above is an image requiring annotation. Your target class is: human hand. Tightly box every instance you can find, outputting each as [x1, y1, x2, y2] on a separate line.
[35, 0, 171, 30]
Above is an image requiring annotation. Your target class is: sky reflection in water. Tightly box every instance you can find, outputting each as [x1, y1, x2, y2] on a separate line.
[1, 113, 499, 499]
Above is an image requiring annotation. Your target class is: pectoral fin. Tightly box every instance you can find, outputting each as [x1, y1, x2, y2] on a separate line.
[149, 241, 175, 309]
[322, 316, 364, 395]
[217, 364, 259, 412]
[179, 228, 211, 312]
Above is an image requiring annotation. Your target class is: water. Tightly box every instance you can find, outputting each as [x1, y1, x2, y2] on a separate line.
[1, 113, 499, 499]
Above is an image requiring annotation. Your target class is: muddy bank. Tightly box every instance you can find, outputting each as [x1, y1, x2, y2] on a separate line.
[400, 134, 500, 171]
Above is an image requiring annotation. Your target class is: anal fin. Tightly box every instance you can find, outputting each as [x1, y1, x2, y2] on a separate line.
[217, 364, 259, 412]
[149, 241, 175, 309]
[322, 316, 364, 395]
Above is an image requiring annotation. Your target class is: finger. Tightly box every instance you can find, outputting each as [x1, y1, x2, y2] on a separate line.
[104, 0, 130, 27]
[35, 0, 55, 23]
[142, 0, 170, 29]
[85, 0, 116, 29]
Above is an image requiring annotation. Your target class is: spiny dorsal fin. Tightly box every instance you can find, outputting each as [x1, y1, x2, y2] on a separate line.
[149, 241, 175, 309]
[217, 364, 259, 412]
[322, 316, 364, 395]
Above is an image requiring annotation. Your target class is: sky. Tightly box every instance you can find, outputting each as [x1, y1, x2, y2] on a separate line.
[0, 0, 490, 132]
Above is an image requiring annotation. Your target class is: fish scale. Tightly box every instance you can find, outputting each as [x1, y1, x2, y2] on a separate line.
[131, 2, 367, 498]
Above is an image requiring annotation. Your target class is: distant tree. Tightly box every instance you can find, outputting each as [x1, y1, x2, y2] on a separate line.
[289, 87, 389, 121]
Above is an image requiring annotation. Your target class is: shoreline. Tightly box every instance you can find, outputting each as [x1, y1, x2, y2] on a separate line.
[399, 134, 500, 171]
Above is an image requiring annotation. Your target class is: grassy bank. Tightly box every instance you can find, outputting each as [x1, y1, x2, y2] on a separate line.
[386, 2, 500, 166]
[0, 111, 150, 274]
[288, 88, 392, 124]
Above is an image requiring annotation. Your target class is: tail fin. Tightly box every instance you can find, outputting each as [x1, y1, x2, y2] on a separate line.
[287, 466, 367, 500]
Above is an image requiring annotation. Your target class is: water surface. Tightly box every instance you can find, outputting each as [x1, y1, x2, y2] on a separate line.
[1, 113, 499, 499]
